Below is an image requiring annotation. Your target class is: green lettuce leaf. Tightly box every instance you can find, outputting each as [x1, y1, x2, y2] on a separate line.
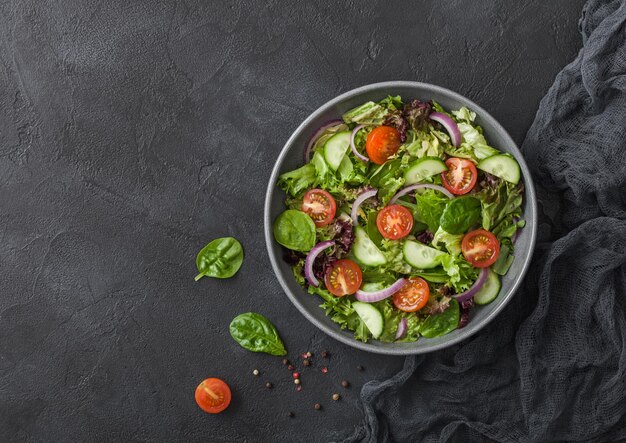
[432, 226, 463, 256]
[413, 189, 448, 232]
[342, 95, 403, 126]
[277, 163, 317, 197]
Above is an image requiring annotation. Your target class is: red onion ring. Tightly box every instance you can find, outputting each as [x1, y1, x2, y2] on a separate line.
[430, 112, 462, 147]
[453, 268, 489, 302]
[389, 183, 454, 204]
[395, 318, 408, 340]
[351, 188, 378, 225]
[304, 240, 335, 287]
[304, 119, 344, 163]
[355, 278, 406, 303]
[350, 124, 370, 162]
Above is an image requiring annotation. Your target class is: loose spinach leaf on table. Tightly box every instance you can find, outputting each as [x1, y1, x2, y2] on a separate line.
[420, 298, 460, 338]
[273, 209, 316, 252]
[195, 237, 244, 281]
[229, 313, 287, 356]
[439, 196, 481, 234]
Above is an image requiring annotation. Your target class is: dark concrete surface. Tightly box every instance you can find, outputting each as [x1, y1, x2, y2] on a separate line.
[0, 0, 585, 441]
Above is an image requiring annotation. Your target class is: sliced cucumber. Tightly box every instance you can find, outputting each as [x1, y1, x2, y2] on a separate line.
[353, 227, 387, 266]
[352, 302, 383, 339]
[403, 240, 446, 269]
[324, 131, 351, 171]
[473, 269, 501, 305]
[477, 154, 521, 184]
[404, 157, 448, 184]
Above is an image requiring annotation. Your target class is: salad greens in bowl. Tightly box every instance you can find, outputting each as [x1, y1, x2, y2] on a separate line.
[264, 82, 537, 355]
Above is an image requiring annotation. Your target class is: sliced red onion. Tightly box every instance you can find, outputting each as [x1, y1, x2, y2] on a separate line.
[395, 318, 408, 340]
[351, 188, 378, 225]
[453, 268, 489, 303]
[304, 240, 335, 287]
[355, 278, 406, 303]
[350, 124, 369, 162]
[430, 112, 461, 147]
[304, 119, 344, 163]
[389, 183, 454, 204]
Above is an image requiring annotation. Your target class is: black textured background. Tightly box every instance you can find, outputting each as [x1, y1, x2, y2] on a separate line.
[0, 1, 585, 441]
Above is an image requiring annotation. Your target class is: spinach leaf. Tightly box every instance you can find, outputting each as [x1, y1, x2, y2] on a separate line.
[229, 313, 287, 356]
[273, 209, 316, 252]
[414, 189, 448, 232]
[195, 237, 244, 281]
[440, 196, 481, 234]
[420, 298, 460, 338]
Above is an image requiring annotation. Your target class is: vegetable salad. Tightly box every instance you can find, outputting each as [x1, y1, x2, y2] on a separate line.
[274, 96, 525, 343]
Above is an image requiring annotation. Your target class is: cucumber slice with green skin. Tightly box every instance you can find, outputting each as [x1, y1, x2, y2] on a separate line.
[477, 154, 521, 184]
[353, 227, 387, 266]
[324, 131, 352, 170]
[403, 240, 446, 269]
[473, 269, 501, 305]
[352, 302, 384, 339]
[404, 157, 448, 184]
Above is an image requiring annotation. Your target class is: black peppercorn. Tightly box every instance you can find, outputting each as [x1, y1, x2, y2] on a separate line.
[321, 350, 329, 358]
[282, 358, 290, 365]
[266, 382, 273, 389]
[314, 403, 321, 410]
[341, 380, 350, 388]
[303, 359, 311, 366]
[287, 411, 294, 418]
[357, 365, 364, 372]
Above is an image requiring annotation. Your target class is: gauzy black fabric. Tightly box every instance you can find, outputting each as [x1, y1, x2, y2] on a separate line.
[341, 1, 626, 441]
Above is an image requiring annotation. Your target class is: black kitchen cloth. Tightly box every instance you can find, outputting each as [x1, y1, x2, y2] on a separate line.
[340, 0, 626, 441]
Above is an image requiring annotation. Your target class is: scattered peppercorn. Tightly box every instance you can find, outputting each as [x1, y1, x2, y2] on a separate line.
[303, 359, 311, 366]
[341, 380, 350, 388]
[321, 350, 329, 358]
[282, 358, 290, 365]
[321, 367, 328, 374]
[288, 365, 295, 371]
[287, 411, 294, 418]
[266, 382, 273, 389]
[292, 372, 300, 379]
[296, 385, 302, 392]
[314, 403, 321, 410]
[357, 365, 364, 372]
[332, 393, 340, 401]
[294, 378, 301, 385]
[252, 369, 260, 376]
[306, 352, 312, 358]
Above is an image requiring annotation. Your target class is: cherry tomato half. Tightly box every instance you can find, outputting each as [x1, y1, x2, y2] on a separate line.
[195, 378, 232, 414]
[366, 126, 402, 165]
[441, 158, 478, 195]
[324, 259, 363, 297]
[376, 205, 414, 240]
[392, 277, 430, 312]
[462, 229, 500, 268]
[301, 189, 337, 227]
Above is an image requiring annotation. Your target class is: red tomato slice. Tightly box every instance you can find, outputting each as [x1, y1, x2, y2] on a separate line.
[195, 378, 232, 414]
[301, 189, 336, 227]
[462, 229, 500, 268]
[324, 259, 362, 297]
[441, 158, 478, 195]
[366, 126, 401, 165]
[392, 277, 430, 312]
[376, 205, 414, 240]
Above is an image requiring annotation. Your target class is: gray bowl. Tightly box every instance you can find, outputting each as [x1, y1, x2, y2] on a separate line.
[264, 81, 537, 355]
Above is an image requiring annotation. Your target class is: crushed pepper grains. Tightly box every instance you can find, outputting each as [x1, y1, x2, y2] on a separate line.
[303, 359, 311, 366]
[314, 403, 321, 410]
[288, 411, 294, 418]
[321, 367, 328, 374]
[321, 350, 329, 358]
[266, 382, 273, 389]
[357, 365, 364, 372]
[341, 380, 350, 388]
[252, 369, 260, 376]
[287, 364, 295, 371]
[296, 385, 302, 392]
[332, 393, 340, 401]
[282, 358, 290, 366]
